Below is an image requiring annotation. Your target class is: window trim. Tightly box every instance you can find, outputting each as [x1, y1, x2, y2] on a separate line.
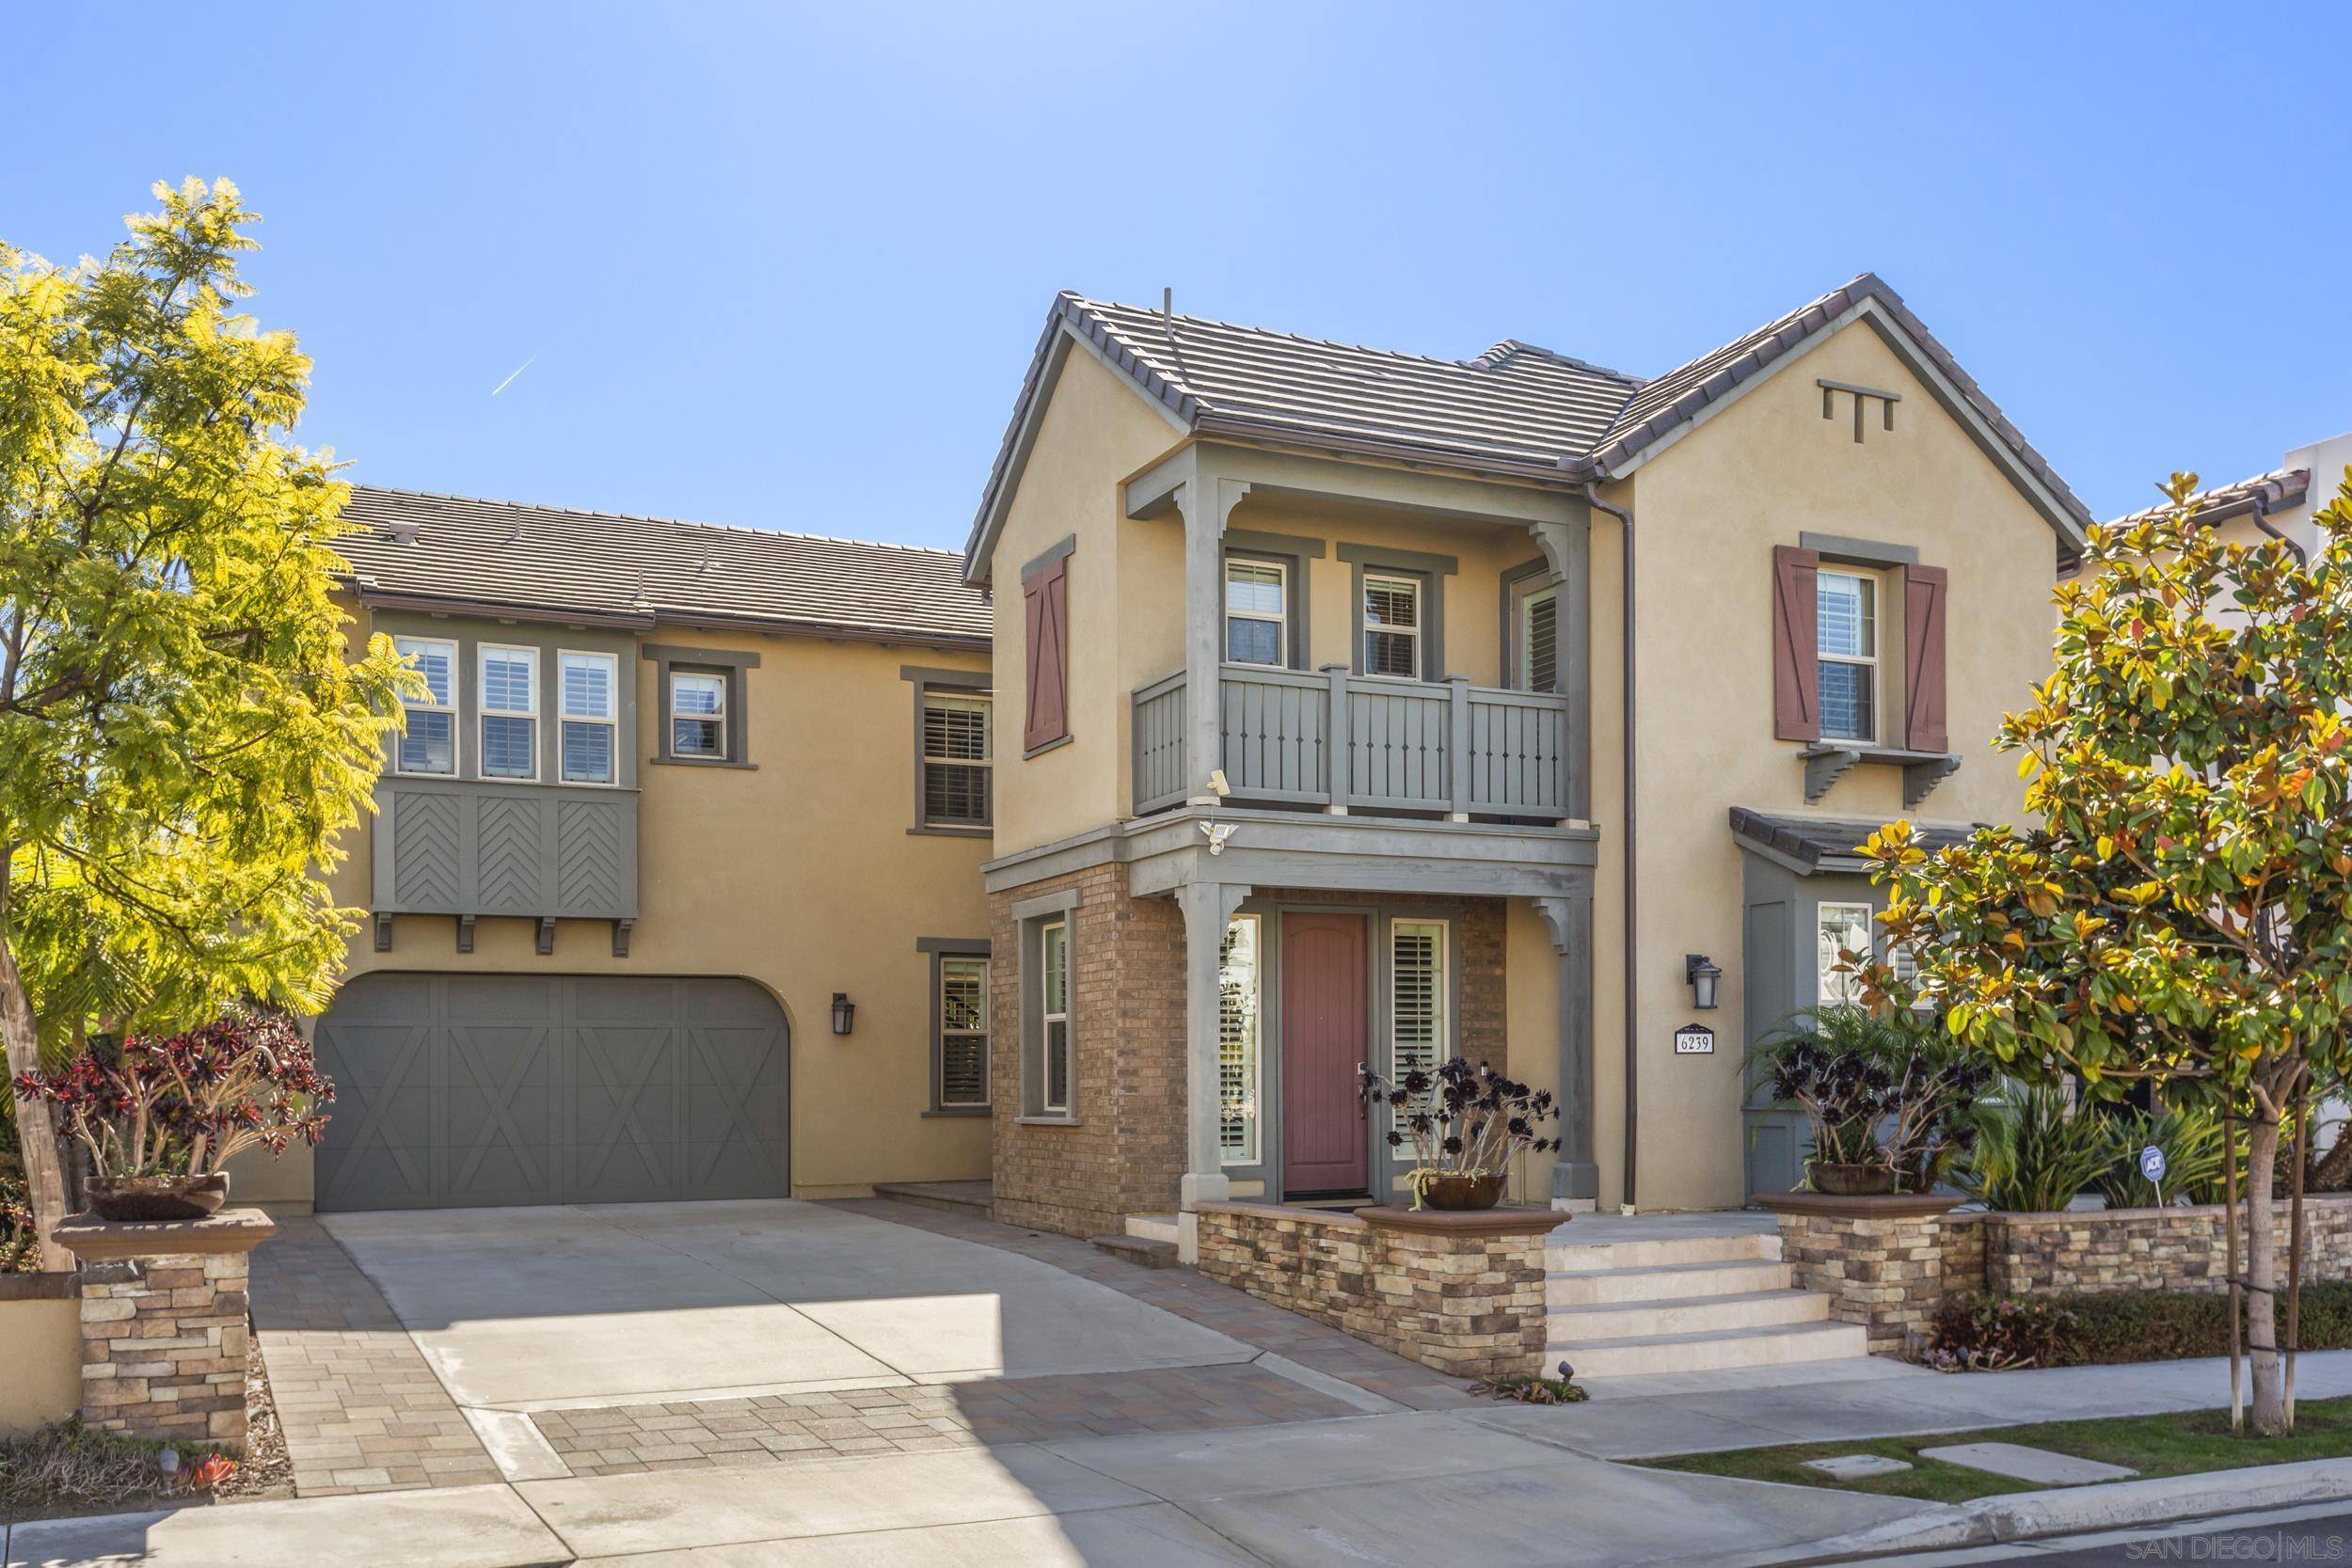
[1510, 576, 1561, 695]
[1339, 544, 1454, 682]
[1039, 916, 1071, 1116]
[901, 665, 993, 836]
[556, 647, 620, 787]
[392, 634, 460, 778]
[1012, 887, 1082, 1124]
[668, 669, 729, 763]
[1816, 900, 1874, 1008]
[1223, 557, 1290, 669]
[1219, 912, 1264, 1166]
[477, 641, 541, 783]
[1359, 572, 1424, 682]
[919, 937, 993, 1116]
[643, 643, 760, 768]
[1816, 567, 1879, 744]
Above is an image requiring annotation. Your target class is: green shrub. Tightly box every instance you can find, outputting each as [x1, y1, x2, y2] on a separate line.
[2095, 1105, 2226, 1210]
[1919, 1283, 2352, 1370]
[1957, 1083, 2113, 1212]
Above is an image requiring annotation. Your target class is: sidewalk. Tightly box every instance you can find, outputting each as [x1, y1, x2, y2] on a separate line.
[15, 1353, 2350, 1566]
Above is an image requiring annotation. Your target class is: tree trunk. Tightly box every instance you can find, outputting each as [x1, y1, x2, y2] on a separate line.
[0, 935, 74, 1272]
[2245, 1114, 2285, 1435]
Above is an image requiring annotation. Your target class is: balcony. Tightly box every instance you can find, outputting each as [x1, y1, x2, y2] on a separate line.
[372, 777, 640, 951]
[1133, 664, 1574, 820]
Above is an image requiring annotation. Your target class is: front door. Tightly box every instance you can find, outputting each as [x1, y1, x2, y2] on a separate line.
[1280, 912, 1369, 1196]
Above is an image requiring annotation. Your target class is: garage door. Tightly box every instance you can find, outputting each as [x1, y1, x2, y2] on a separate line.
[314, 974, 789, 1212]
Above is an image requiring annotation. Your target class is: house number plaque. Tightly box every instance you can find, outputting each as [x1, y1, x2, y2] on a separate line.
[1673, 1023, 1716, 1055]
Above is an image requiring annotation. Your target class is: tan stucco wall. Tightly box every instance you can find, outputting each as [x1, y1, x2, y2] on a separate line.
[293, 624, 994, 1201]
[1503, 898, 1564, 1205]
[0, 1296, 80, 1433]
[988, 344, 1187, 858]
[1600, 319, 2062, 1211]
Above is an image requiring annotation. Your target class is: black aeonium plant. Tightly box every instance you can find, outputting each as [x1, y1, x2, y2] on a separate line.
[1358, 1057, 1561, 1198]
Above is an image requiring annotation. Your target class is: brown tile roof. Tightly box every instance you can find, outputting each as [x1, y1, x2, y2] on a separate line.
[1729, 806, 1984, 873]
[334, 487, 991, 647]
[2103, 467, 2310, 530]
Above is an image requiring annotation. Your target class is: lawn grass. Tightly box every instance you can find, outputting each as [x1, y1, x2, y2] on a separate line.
[1639, 1396, 2352, 1506]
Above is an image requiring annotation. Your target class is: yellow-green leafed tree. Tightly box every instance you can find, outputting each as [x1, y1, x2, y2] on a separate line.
[1861, 471, 2352, 1436]
[0, 181, 413, 1266]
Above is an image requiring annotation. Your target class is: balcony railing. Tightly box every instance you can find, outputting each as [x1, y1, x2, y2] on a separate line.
[373, 777, 639, 921]
[1133, 664, 1572, 819]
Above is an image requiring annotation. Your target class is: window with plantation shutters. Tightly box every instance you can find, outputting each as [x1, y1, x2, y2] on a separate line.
[922, 693, 991, 828]
[937, 957, 989, 1107]
[1518, 584, 1559, 693]
[1219, 915, 1262, 1164]
[1390, 919, 1448, 1083]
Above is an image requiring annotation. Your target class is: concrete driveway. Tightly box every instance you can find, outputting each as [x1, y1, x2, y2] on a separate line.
[321, 1199, 1256, 1409]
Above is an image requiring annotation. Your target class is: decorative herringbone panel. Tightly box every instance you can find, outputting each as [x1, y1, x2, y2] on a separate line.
[557, 799, 625, 911]
[390, 792, 461, 908]
[477, 795, 542, 911]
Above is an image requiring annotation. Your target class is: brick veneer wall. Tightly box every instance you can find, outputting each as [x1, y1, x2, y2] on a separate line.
[1943, 1197, 2352, 1297]
[1195, 1201, 1548, 1379]
[987, 871, 1511, 1240]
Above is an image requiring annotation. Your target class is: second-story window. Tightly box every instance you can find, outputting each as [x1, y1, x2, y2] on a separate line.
[394, 636, 457, 775]
[670, 670, 727, 758]
[1817, 569, 1877, 742]
[1224, 559, 1287, 666]
[1517, 582, 1560, 693]
[922, 692, 992, 828]
[1362, 574, 1422, 679]
[479, 646, 539, 780]
[560, 651, 617, 784]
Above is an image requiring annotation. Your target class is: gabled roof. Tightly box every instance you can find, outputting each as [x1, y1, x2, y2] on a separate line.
[964, 275, 2095, 582]
[1729, 806, 1983, 876]
[335, 487, 991, 648]
[2104, 467, 2310, 531]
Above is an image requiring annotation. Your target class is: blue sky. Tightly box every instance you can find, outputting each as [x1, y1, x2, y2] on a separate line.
[9, 2, 2347, 550]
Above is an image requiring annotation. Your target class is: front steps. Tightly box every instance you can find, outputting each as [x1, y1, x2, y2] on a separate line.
[1547, 1224, 1869, 1380]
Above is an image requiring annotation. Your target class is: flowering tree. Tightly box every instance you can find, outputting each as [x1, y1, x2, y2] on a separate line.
[1860, 471, 2352, 1435]
[0, 181, 411, 1265]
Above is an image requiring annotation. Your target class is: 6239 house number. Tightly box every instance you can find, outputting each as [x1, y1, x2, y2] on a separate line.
[1673, 1024, 1716, 1055]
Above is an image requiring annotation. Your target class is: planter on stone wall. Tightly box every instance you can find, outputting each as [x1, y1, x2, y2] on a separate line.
[1805, 1163, 1899, 1197]
[86, 1173, 231, 1223]
[1758, 1190, 1961, 1221]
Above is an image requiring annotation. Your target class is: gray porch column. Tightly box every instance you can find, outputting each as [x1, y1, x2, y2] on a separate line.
[1175, 879, 1250, 1261]
[1525, 505, 1591, 821]
[1177, 476, 1251, 805]
[1536, 892, 1599, 1208]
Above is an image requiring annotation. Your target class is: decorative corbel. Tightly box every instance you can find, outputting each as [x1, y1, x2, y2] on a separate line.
[536, 917, 557, 956]
[373, 911, 393, 953]
[455, 914, 476, 954]
[612, 918, 635, 958]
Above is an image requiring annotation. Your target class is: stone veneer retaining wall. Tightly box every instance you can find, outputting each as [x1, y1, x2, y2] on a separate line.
[1194, 1200, 1549, 1379]
[55, 1210, 276, 1452]
[1763, 1195, 1952, 1353]
[987, 871, 1509, 1240]
[1940, 1196, 2352, 1298]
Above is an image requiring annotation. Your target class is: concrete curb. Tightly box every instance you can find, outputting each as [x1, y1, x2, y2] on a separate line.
[1708, 1456, 2352, 1566]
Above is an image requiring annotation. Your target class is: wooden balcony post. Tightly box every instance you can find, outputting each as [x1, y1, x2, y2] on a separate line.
[1321, 664, 1351, 815]
[1445, 675, 1472, 821]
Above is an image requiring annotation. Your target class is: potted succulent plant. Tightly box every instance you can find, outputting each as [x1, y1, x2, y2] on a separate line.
[14, 1010, 333, 1221]
[1756, 1004, 1988, 1197]
[1357, 1057, 1560, 1211]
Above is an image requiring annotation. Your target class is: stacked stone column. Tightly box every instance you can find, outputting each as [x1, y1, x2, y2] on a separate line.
[1758, 1192, 1957, 1354]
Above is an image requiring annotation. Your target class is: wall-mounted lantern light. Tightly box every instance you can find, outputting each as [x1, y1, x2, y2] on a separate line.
[831, 992, 856, 1036]
[1684, 955, 1723, 1012]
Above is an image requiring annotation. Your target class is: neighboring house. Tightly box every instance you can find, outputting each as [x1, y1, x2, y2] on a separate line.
[964, 273, 2092, 1249]
[245, 272, 2102, 1239]
[2103, 430, 2350, 557]
[233, 489, 998, 1212]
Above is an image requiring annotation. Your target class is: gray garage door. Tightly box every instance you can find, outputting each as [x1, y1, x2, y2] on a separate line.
[315, 973, 789, 1212]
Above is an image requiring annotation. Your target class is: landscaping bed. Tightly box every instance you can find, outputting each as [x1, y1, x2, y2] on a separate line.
[1917, 1283, 2352, 1370]
[1640, 1397, 2352, 1505]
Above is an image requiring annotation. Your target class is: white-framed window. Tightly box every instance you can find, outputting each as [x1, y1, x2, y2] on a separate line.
[1040, 917, 1071, 1114]
[938, 956, 990, 1108]
[392, 635, 458, 776]
[1390, 918, 1449, 1083]
[922, 692, 992, 827]
[1817, 569, 1877, 742]
[670, 670, 727, 759]
[559, 651, 617, 784]
[1516, 581, 1560, 693]
[1817, 901, 1874, 1006]
[1362, 574, 1422, 679]
[1225, 559, 1288, 667]
[1219, 914, 1263, 1164]
[478, 645, 539, 780]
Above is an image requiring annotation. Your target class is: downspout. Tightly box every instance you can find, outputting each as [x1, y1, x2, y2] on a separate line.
[2250, 490, 2308, 565]
[1581, 479, 1640, 1213]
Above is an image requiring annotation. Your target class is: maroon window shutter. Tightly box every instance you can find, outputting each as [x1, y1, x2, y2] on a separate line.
[1903, 563, 1949, 753]
[1023, 558, 1069, 751]
[1771, 545, 1821, 742]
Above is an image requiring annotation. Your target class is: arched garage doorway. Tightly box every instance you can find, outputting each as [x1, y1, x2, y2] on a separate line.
[314, 973, 790, 1212]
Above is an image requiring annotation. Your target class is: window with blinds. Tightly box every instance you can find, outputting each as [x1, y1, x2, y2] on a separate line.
[923, 692, 992, 827]
[1041, 918, 1071, 1114]
[1362, 575, 1422, 678]
[1518, 584, 1559, 693]
[938, 957, 989, 1107]
[1219, 915, 1262, 1164]
[1391, 919, 1448, 1084]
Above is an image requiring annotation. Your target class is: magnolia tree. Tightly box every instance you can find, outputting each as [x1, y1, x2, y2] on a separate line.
[0, 181, 410, 1265]
[1860, 471, 2352, 1436]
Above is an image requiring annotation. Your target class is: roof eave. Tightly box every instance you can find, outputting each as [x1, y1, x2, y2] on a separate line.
[348, 582, 988, 651]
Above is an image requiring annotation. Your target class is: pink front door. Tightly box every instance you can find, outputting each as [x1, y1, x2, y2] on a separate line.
[1281, 912, 1369, 1195]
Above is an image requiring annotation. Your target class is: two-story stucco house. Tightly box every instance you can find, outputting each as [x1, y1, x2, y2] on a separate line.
[243, 273, 2097, 1259]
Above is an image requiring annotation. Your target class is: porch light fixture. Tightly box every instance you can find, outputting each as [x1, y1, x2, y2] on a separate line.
[831, 992, 855, 1036]
[1684, 955, 1722, 1012]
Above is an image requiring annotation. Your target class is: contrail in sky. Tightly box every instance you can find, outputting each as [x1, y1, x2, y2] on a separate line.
[490, 353, 539, 396]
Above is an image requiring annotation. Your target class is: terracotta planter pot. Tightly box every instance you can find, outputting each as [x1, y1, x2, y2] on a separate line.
[87, 1173, 230, 1223]
[1807, 1161, 1897, 1197]
[1420, 1173, 1505, 1211]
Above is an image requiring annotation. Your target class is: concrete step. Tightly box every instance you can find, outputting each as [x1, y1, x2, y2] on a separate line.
[1124, 1213, 1180, 1244]
[871, 1180, 992, 1220]
[1090, 1234, 1180, 1269]
[1548, 1289, 1828, 1342]
[1548, 1320, 1869, 1379]
[1548, 1257, 1794, 1306]
[1546, 1231, 1780, 1273]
